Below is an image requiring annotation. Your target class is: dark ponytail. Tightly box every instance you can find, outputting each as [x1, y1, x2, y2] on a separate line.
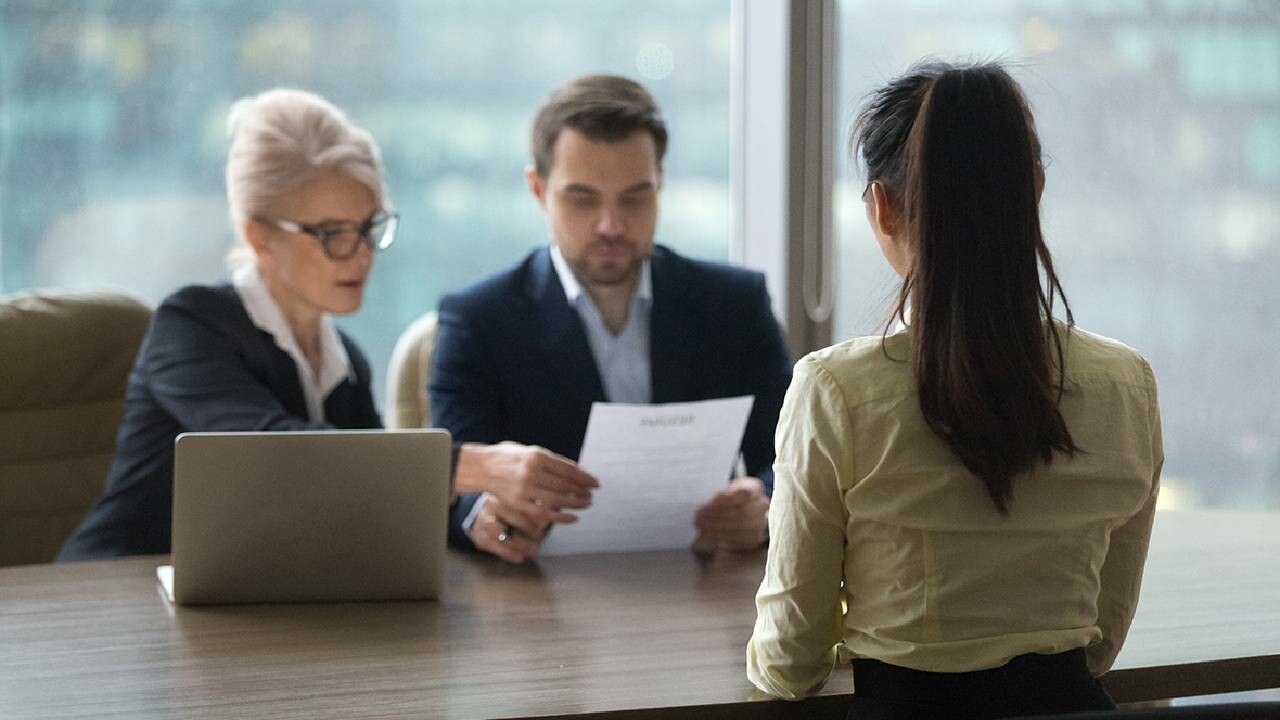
[853, 61, 1078, 514]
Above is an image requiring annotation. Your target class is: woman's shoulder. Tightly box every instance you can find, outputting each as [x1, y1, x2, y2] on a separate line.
[1058, 324, 1155, 390]
[161, 282, 239, 313]
[148, 283, 254, 341]
[800, 330, 916, 405]
[808, 332, 900, 365]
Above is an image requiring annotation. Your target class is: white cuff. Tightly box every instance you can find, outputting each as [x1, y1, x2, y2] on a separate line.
[460, 492, 493, 534]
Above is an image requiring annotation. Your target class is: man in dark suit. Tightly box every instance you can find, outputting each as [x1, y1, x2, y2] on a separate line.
[431, 75, 792, 563]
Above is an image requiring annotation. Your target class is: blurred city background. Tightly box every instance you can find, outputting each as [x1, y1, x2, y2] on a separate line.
[2, 0, 1276, 512]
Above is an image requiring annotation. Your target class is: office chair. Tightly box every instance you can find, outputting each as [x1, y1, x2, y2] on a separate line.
[0, 289, 151, 566]
[385, 310, 437, 429]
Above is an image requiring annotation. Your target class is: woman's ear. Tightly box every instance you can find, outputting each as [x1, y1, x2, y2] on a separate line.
[869, 182, 897, 238]
[241, 218, 278, 275]
[866, 182, 910, 278]
[243, 219, 271, 258]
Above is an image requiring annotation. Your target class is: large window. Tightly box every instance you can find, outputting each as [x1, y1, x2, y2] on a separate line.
[834, 1, 1280, 512]
[0, 1, 732, 400]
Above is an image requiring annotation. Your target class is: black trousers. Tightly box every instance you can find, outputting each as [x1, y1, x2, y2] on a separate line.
[847, 648, 1116, 720]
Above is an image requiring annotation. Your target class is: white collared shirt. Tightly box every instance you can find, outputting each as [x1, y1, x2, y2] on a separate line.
[232, 262, 354, 422]
[549, 244, 653, 404]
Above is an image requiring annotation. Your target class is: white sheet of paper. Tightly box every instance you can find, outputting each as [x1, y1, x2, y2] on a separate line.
[540, 395, 754, 556]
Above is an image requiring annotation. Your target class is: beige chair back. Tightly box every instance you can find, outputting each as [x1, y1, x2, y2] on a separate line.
[385, 311, 437, 429]
[0, 289, 151, 566]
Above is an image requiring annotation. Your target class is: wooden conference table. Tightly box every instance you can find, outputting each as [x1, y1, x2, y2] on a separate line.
[1, 510, 1277, 719]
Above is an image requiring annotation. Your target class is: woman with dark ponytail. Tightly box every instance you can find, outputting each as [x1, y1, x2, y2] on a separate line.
[747, 61, 1163, 719]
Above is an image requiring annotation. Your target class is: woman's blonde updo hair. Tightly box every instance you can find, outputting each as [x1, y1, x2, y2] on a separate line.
[225, 88, 387, 269]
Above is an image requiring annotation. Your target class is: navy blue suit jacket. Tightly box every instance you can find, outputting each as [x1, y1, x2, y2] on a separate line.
[58, 284, 382, 561]
[431, 245, 792, 548]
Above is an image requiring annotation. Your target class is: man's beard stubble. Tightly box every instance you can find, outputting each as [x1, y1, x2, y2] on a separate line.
[571, 239, 647, 288]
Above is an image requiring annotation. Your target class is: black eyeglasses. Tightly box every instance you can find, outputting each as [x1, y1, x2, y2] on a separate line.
[257, 210, 399, 260]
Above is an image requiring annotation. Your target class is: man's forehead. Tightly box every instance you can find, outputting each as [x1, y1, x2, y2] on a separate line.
[557, 179, 656, 195]
[547, 128, 660, 190]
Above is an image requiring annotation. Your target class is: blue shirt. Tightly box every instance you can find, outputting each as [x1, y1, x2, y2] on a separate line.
[549, 245, 652, 404]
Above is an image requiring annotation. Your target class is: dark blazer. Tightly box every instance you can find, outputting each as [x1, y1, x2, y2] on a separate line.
[431, 244, 792, 548]
[57, 284, 381, 561]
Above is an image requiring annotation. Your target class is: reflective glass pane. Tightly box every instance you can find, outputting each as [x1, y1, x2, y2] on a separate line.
[0, 0, 731, 400]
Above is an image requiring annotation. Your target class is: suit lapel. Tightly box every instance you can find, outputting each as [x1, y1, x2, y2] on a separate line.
[229, 286, 310, 419]
[259, 334, 310, 419]
[526, 248, 607, 408]
[649, 246, 698, 403]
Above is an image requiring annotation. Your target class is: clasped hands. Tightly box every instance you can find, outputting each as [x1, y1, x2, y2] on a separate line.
[457, 442, 596, 563]
[457, 442, 768, 564]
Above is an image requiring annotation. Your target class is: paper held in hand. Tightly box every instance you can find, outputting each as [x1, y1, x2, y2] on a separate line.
[540, 395, 754, 556]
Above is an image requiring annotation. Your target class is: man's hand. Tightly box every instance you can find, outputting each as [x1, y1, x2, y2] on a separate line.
[466, 493, 545, 564]
[693, 476, 769, 551]
[455, 442, 599, 531]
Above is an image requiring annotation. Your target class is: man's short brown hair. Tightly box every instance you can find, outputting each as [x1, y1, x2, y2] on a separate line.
[530, 74, 668, 178]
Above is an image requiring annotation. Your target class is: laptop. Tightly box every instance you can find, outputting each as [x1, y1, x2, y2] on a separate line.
[157, 429, 451, 605]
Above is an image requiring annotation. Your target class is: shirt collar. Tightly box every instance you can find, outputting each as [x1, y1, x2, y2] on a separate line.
[549, 244, 652, 306]
[231, 261, 355, 391]
[892, 302, 914, 333]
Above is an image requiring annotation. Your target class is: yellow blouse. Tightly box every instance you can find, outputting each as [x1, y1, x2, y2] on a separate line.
[747, 325, 1162, 700]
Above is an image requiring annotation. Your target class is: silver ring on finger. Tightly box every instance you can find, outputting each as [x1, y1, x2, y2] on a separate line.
[497, 525, 512, 543]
